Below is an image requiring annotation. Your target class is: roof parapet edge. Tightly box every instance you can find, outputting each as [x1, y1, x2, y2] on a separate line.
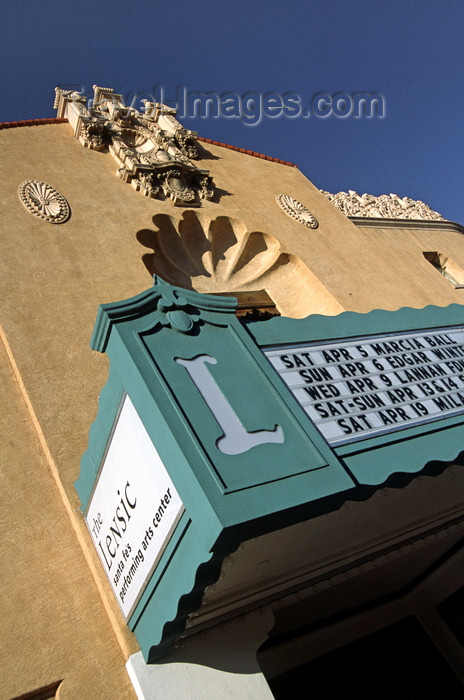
[350, 216, 463, 232]
[0, 118, 298, 168]
[198, 136, 298, 167]
[0, 117, 68, 130]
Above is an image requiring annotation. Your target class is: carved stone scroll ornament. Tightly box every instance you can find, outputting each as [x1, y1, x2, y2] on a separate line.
[321, 189, 445, 221]
[54, 85, 214, 206]
[18, 180, 70, 223]
[276, 194, 319, 229]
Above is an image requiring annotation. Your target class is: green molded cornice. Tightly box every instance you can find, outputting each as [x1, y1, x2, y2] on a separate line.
[91, 276, 237, 352]
[246, 303, 464, 347]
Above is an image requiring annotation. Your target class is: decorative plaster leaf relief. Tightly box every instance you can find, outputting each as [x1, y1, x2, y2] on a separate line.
[54, 85, 213, 206]
[18, 180, 70, 223]
[138, 212, 287, 292]
[322, 189, 444, 221]
[276, 194, 319, 228]
[137, 212, 344, 318]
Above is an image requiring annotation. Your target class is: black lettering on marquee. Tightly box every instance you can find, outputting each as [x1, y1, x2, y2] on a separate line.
[318, 384, 342, 399]
[280, 352, 316, 368]
[370, 342, 388, 355]
[314, 403, 329, 419]
[386, 351, 431, 370]
[431, 345, 464, 361]
[322, 347, 354, 363]
[299, 366, 333, 383]
[273, 328, 464, 445]
[338, 362, 369, 378]
[326, 399, 350, 416]
[352, 394, 385, 410]
[346, 377, 379, 394]
[433, 393, 464, 411]
[280, 355, 294, 369]
[386, 387, 418, 403]
[377, 407, 411, 425]
[418, 381, 435, 397]
[424, 334, 455, 347]
[446, 360, 464, 373]
[356, 344, 369, 358]
[337, 414, 373, 434]
[303, 384, 340, 400]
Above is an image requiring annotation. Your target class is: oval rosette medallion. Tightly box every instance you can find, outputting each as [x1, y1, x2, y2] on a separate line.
[276, 193, 318, 229]
[18, 180, 70, 224]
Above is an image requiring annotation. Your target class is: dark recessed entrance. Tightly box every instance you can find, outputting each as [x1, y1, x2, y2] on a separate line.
[268, 617, 462, 699]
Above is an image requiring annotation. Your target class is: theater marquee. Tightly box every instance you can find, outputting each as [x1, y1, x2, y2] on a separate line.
[77, 278, 464, 660]
[264, 326, 464, 445]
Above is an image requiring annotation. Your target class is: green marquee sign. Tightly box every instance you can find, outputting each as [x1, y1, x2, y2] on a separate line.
[76, 277, 464, 660]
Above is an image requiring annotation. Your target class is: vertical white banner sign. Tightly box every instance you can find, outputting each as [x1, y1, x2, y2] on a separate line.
[86, 395, 184, 619]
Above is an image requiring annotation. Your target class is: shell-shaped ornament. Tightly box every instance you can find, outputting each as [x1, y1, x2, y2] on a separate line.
[138, 212, 291, 293]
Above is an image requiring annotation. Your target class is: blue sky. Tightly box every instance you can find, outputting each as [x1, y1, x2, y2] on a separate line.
[2, 0, 464, 223]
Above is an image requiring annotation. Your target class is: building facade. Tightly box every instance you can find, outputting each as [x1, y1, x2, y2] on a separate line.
[2, 86, 464, 698]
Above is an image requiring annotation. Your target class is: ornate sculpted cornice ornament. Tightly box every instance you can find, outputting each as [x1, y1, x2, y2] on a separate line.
[276, 193, 319, 228]
[153, 281, 201, 334]
[321, 189, 445, 221]
[54, 85, 214, 206]
[18, 180, 70, 223]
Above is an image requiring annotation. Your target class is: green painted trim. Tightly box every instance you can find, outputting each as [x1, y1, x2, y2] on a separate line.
[343, 422, 464, 485]
[246, 303, 464, 347]
[91, 276, 237, 352]
[129, 518, 226, 662]
[78, 281, 464, 662]
[75, 374, 125, 505]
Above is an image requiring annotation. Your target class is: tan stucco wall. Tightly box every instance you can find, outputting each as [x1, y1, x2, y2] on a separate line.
[0, 338, 136, 699]
[345, 222, 464, 311]
[3, 121, 464, 695]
